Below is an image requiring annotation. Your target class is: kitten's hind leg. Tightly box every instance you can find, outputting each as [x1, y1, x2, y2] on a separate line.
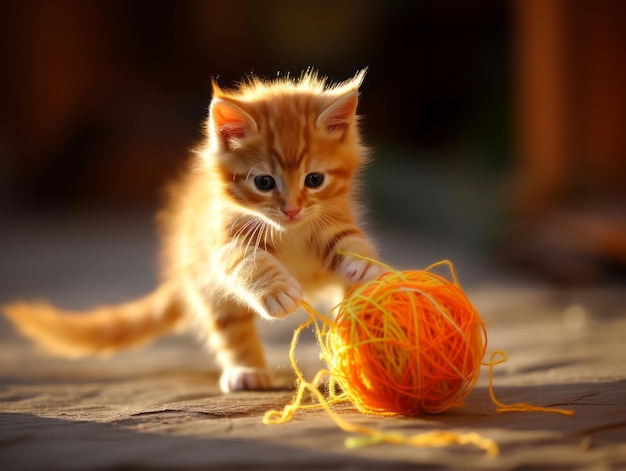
[208, 305, 271, 393]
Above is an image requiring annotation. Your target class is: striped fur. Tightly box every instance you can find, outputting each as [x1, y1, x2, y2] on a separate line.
[3, 70, 382, 392]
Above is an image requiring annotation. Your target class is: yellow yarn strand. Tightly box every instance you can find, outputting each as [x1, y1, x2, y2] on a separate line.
[485, 351, 575, 416]
[263, 256, 574, 456]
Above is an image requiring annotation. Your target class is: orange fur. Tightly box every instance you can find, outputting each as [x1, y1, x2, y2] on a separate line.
[3, 70, 382, 392]
[4, 283, 181, 358]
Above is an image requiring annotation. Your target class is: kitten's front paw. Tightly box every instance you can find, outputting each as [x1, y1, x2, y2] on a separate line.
[264, 277, 302, 319]
[340, 256, 385, 286]
[220, 366, 271, 393]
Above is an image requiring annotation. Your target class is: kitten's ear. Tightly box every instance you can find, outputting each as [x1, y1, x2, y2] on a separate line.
[316, 89, 359, 142]
[210, 97, 257, 151]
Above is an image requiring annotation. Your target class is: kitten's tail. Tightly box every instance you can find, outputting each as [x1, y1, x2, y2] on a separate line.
[2, 282, 184, 358]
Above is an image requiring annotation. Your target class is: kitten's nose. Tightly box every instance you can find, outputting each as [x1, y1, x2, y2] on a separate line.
[282, 206, 301, 219]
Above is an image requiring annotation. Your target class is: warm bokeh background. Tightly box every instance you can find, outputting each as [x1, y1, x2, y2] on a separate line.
[1, 0, 625, 284]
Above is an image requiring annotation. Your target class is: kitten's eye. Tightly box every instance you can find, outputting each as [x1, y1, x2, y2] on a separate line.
[304, 172, 324, 188]
[254, 175, 276, 191]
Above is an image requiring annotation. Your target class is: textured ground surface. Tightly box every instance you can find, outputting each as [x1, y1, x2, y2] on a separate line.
[1, 211, 625, 470]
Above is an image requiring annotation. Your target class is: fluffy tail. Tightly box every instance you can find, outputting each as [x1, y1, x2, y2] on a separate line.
[3, 282, 184, 358]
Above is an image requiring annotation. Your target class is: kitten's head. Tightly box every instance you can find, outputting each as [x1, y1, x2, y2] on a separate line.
[204, 70, 368, 230]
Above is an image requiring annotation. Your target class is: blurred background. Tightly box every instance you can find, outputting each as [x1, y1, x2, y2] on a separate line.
[1, 0, 625, 294]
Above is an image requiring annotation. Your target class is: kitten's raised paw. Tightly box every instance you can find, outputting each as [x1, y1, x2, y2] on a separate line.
[220, 366, 271, 393]
[263, 278, 302, 319]
[340, 257, 384, 286]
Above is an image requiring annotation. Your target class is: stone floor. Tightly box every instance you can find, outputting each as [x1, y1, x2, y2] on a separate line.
[1, 210, 625, 470]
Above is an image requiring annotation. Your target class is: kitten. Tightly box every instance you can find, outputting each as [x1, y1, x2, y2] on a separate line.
[3, 70, 383, 392]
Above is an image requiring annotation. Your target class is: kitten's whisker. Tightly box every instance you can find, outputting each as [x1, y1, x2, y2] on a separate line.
[269, 225, 278, 247]
[263, 226, 268, 252]
[237, 218, 255, 254]
[252, 221, 264, 257]
[244, 221, 262, 258]
[231, 216, 248, 237]
[236, 206, 285, 234]
[232, 216, 257, 242]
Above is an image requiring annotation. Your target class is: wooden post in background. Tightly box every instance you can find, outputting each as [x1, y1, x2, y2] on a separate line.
[510, 0, 626, 282]
[513, 0, 569, 218]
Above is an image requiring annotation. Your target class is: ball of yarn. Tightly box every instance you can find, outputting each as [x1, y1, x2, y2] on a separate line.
[322, 264, 486, 416]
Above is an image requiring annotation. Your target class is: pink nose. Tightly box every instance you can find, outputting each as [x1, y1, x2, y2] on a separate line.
[282, 206, 301, 218]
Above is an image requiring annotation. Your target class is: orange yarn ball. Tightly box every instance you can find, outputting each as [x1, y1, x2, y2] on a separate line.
[323, 264, 487, 416]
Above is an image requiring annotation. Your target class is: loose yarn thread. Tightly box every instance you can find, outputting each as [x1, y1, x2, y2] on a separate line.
[263, 257, 573, 455]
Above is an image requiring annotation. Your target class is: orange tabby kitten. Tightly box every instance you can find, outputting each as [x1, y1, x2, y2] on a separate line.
[3, 70, 382, 392]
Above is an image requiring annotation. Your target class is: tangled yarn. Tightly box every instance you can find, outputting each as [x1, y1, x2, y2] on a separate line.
[263, 257, 573, 455]
[322, 262, 486, 416]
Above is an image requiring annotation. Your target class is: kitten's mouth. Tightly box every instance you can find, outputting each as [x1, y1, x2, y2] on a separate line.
[282, 215, 303, 224]
[279, 213, 307, 227]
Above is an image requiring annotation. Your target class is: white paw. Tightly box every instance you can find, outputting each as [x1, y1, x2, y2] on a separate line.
[263, 277, 302, 319]
[220, 366, 271, 392]
[340, 257, 385, 286]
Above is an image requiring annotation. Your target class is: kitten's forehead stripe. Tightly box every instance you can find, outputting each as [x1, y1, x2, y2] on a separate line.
[258, 94, 315, 171]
